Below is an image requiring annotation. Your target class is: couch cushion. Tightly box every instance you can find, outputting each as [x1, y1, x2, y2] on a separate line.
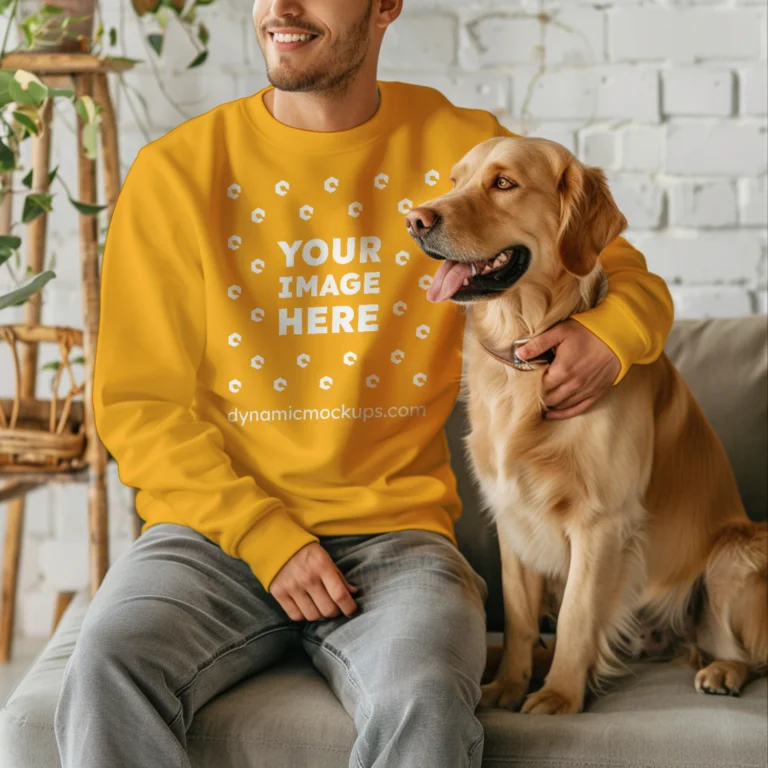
[664, 317, 767, 522]
[2, 589, 766, 768]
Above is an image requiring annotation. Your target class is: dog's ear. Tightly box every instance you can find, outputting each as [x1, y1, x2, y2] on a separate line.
[555, 160, 627, 277]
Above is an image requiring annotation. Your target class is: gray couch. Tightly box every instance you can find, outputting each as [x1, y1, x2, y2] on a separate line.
[2, 316, 767, 768]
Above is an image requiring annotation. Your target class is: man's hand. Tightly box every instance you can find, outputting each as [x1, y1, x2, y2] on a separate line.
[515, 319, 621, 420]
[270, 542, 359, 621]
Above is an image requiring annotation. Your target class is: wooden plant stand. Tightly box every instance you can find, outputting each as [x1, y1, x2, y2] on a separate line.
[0, 53, 134, 662]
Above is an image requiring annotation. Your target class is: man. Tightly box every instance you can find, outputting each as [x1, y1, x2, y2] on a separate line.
[54, 1, 674, 766]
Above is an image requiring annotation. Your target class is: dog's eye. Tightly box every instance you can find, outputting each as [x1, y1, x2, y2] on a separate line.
[495, 176, 518, 190]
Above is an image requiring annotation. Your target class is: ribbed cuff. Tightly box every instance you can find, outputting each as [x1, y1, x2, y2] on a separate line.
[236, 505, 319, 591]
[571, 297, 649, 386]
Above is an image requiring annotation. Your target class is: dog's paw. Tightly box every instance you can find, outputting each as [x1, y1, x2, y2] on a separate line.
[695, 661, 747, 697]
[521, 686, 583, 715]
[479, 679, 529, 710]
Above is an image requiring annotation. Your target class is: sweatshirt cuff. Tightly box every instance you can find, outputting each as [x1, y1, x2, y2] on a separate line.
[236, 504, 319, 591]
[571, 297, 650, 387]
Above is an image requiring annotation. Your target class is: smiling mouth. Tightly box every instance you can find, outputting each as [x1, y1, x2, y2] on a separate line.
[269, 31, 320, 47]
[422, 246, 532, 303]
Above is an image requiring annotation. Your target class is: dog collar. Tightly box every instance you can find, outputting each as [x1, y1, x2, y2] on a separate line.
[480, 339, 555, 371]
[477, 334, 557, 371]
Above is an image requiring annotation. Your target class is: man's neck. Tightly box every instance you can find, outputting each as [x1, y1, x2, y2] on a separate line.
[262, 77, 381, 133]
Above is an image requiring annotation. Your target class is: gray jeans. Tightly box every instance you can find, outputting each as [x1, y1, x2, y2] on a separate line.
[53, 522, 489, 768]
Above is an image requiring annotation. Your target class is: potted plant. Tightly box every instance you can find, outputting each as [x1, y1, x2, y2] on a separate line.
[14, 0, 96, 53]
[0, 0, 219, 310]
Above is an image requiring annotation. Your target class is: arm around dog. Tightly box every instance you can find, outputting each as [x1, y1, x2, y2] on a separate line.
[93, 147, 319, 591]
[570, 237, 674, 385]
[490, 119, 674, 385]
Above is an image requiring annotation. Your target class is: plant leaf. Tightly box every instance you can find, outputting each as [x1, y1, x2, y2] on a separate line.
[147, 33, 164, 56]
[75, 94, 99, 123]
[0, 70, 15, 106]
[12, 70, 49, 106]
[22, 192, 54, 223]
[82, 122, 99, 159]
[21, 22, 34, 49]
[22, 165, 59, 189]
[69, 196, 105, 215]
[48, 87, 75, 99]
[13, 69, 45, 90]
[188, 49, 207, 68]
[9, 78, 47, 107]
[0, 235, 22, 250]
[0, 270, 56, 310]
[109, 26, 117, 46]
[103, 55, 141, 65]
[40, 4, 64, 17]
[13, 108, 39, 136]
[0, 141, 16, 172]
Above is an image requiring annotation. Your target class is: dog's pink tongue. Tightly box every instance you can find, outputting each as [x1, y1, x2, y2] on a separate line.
[427, 259, 473, 302]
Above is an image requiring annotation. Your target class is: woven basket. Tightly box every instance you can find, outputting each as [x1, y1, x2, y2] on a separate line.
[0, 323, 87, 473]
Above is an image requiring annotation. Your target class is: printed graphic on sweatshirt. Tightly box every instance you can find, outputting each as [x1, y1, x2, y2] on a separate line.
[222, 166, 461, 417]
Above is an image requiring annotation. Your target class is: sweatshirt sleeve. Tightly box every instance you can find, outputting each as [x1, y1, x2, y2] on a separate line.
[488, 116, 674, 385]
[93, 146, 318, 591]
[571, 237, 675, 385]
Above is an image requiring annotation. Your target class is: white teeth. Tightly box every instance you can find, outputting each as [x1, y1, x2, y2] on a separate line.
[274, 32, 314, 42]
[486, 252, 509, 272]
[467, 252, 509, 283]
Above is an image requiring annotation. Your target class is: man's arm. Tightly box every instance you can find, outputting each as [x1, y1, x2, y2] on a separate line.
[94, 147, 318, 591]
[571, 236, 674, 385]
[490, 117, 674, 385]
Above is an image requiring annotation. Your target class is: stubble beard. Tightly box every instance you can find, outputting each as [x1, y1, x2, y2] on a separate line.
[262, 2, 374, 98]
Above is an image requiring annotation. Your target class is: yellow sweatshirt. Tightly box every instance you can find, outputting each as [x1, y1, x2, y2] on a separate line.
[94, 79, 674, 590]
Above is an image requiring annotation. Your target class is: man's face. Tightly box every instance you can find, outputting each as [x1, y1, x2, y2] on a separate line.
[252, 0, 376, 93]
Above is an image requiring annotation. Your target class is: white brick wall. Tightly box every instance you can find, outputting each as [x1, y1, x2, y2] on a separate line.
[608, 7, 764, 62]
[662, 68, 733, 117]
[668, 181, 739, 228]
[0, 0, 766, 638]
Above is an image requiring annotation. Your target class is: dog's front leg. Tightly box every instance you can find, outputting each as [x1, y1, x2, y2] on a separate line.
[522, 519, 620, 715]
[480, 537, 543, 710]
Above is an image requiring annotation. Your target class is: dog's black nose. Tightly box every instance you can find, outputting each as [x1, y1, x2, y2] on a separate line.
[406, 207, 439, 236]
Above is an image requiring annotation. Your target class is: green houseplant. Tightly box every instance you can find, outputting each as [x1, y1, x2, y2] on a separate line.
[0, 0, 219, 311]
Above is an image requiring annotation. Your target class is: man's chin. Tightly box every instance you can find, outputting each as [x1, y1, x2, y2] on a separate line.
[266, 71, 323, 92]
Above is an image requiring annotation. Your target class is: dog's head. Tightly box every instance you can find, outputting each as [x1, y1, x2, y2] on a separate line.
[406, 136, 627, 304]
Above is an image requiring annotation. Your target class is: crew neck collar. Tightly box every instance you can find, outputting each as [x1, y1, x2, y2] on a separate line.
[241, 79, 398, 153]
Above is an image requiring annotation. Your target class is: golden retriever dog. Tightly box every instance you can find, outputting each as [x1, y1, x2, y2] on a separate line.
[405, 136, 768, 715]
